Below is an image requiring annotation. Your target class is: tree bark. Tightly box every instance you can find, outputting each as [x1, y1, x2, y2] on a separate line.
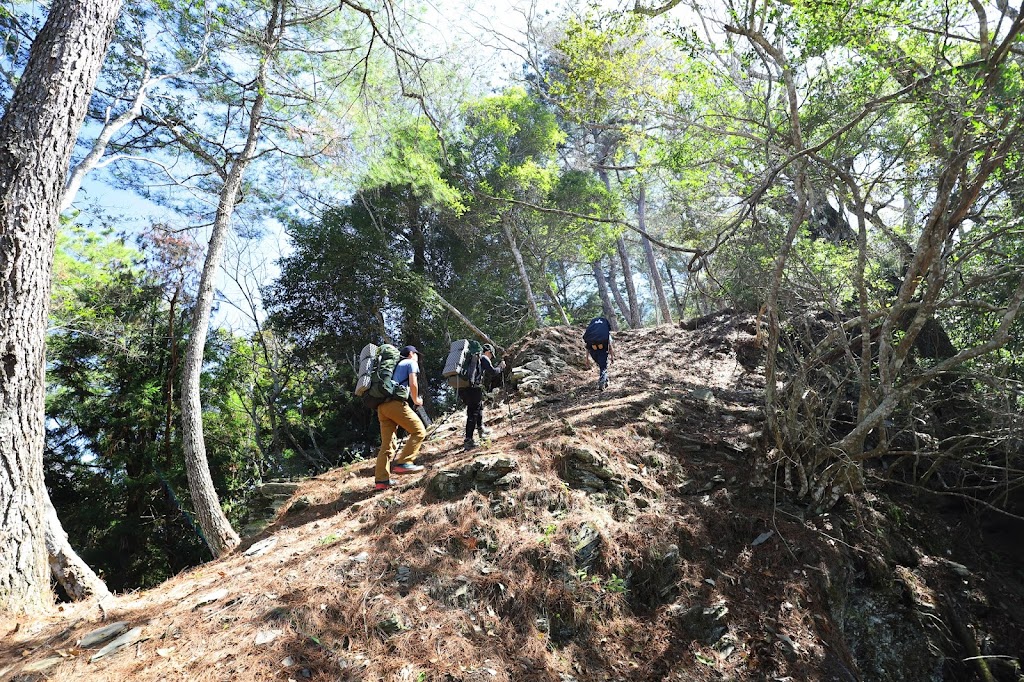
[638, 185, 672, 324]
[431, 289, 500, 349]
[617, 235, 641, 327]
[595, 152, 635, 328]
[607, 257, 632, 327]
[663, 260, 685, 319]
[501, 214, 544, 327]
[591, 259, 620, 331]
[545, 281, 571, 325]
[44, 489, 110, 602]
[180, 187, 244, 556]
[0, 0, 122, 614]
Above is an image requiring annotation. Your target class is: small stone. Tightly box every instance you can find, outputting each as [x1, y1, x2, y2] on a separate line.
[689, 388, 715, 403]
[22, 657, 62, 672]
[244, 538, 278, 557]
[255, 629, 282, 645]
[943, 559, 971, 578]
[79, 621, 130, 648]
[288, 496, 311, 513]
[351, 552, 369, 563]
[90, 627, 144, 662]
[194, 588, 229, 607]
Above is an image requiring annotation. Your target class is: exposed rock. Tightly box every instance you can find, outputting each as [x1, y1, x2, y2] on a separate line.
[194, 588, 229, 608]
[287, 496, 311, 513]
[396, 565, 412, 596]
[629, 544, 681, 609]
[90, 626, 145, 661]
[79, 621, 130, 648]
[669, 602, 729, 645]
[688, 387, 715, 403]
[242, 479, 306, 536]
[21, 657, 62, 673]
[243, 537, 278, 557]
[426, 457, 521, 500]
[558, 443, 626, 497]
[259, 481, 301, 497]
[377, 613, 407, 635]
[571, 524, 602, 573]
[254, 629, 282, 645]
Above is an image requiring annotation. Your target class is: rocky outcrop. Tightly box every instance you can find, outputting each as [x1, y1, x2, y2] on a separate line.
[557, 442, 626, 497]
[426, 456, 521, 500]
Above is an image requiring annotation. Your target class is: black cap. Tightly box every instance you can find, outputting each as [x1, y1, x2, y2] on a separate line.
[400, 345, 419, 357]
[482, 343, 494, 353]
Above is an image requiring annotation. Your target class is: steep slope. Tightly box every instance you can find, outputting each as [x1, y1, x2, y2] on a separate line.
[3, 316, 1022, 681]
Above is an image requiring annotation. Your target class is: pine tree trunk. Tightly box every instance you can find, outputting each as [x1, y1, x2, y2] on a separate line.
[589, 258, 618, 329]
[0, 0, 122, 614]
[180, 0, 284, 558]
[545, 281, 571, 325]
[607, 257, 632, 327]
[591, 259, 619, 331]
[617, 236, 641, 327]
[596, 162, 638, 327]
[180, 178, 244, 557]
[638, 185, 672, 323]
[501, 215, 544, 327]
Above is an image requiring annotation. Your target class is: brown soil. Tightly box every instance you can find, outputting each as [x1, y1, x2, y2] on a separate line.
[2, 315, 1022, 681]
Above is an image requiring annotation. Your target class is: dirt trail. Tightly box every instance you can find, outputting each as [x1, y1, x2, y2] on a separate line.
[3, 315, 1022, 681]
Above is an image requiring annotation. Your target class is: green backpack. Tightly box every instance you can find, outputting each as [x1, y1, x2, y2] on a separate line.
[363, 344, 410, 408]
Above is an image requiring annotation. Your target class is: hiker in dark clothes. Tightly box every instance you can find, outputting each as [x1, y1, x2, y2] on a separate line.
[459, 343, 504, 451]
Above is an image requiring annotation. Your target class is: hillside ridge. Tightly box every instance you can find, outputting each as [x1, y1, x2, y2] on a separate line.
[3, 315, 1022, 682]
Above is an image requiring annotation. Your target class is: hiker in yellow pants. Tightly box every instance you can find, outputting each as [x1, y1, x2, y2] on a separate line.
[375, 346, 426, 489]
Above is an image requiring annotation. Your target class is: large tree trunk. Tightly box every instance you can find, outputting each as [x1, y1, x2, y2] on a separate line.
[638, 185, 672, 323]
[596, 163, 639, 327]
[501, 215, 544, 327]
[44, 489, 110, 602]
[0, 0, 122, 614]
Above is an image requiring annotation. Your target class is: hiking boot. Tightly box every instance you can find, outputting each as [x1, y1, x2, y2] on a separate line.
[392, 463, 424, 474]
[375, 479, 398, 490]
[463, 439, 477, 452]
[478, 427, 491, 439]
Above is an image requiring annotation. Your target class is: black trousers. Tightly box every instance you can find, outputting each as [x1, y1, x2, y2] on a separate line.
[458, 386, 484, 441]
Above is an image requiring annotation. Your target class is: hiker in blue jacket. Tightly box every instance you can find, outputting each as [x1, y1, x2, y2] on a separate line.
[583, 317, 614, 390]
[459, 343, 504, 451]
